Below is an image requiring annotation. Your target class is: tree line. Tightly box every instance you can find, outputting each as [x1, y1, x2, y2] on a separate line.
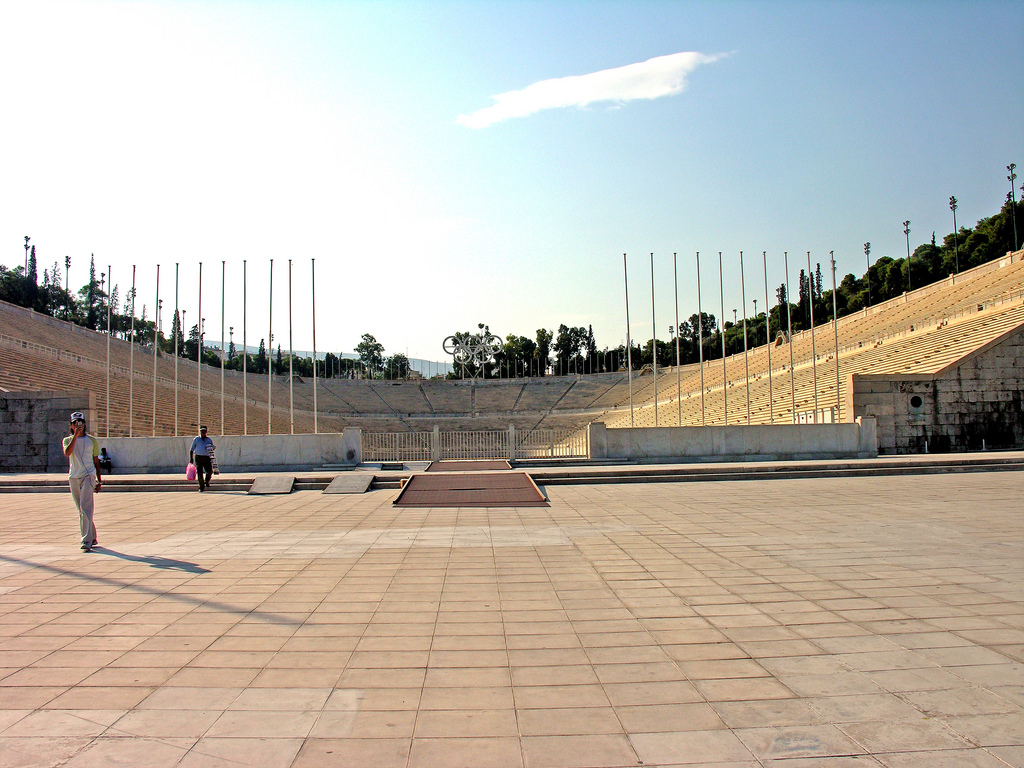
[3, 194, 1020, 380]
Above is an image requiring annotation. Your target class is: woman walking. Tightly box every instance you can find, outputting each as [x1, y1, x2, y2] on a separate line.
[62, 412, 103, 551]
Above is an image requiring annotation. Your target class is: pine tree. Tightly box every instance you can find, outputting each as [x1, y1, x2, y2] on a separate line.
[109, 285, 119, 334]
[28, 246, 37, 285]
[86, 256, 98, 329]
[798, 269, 809, 328]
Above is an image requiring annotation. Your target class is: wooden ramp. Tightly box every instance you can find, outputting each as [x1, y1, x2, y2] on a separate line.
[394, 472, 547, 507]
[425, 460, 512, 472]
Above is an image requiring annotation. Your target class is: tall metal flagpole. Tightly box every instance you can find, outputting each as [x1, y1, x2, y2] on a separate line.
[763, 252, 773, 423]
[740, 251, 750, 425]
[623, 254, 634, 427]
[129, 265, 136, 437]
[718, 252, 727, 425]
[221, 260, 226, 434]
[288, 258, 294, 435]
[697, 252, 705, 426]
[807, 252, 819, 423]
[673, 252, 681, 426]
[152, 264, 160, 435]
[311, 258, 318, 434]
[106, 265, 111, 437]
[650, 253, 658, 427]
[268, 258, 273, 435]
[831, 250, 841, 422]
[243, 259, 248, 435]
[197, 262, 203, 428]
[174, 263, 179, 436]
[784, 252, 796, 420]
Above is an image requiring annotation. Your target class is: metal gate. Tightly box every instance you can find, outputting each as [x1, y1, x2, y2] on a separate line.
[362, 426, 590, 463]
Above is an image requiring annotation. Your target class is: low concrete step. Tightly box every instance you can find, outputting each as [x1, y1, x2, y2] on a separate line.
[534, 459, 1024, 486]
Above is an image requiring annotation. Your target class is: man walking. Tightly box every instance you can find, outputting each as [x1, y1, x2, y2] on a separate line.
[62, 411, 102, 551]
[189, 425, 215, 492]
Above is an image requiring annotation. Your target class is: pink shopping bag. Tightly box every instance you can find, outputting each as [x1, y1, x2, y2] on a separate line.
[185, 462, 197, 481]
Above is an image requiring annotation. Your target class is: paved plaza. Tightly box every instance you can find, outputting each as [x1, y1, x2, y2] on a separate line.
[1, 469, 1023, 767]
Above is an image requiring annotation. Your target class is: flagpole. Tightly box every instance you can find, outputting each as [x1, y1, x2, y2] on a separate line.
[623, 253, 633, 427]
[650, 252, 657, 427]
[174, 263, 179, 436]
[784, 251, 795, 420]
[808, 251, 819, 423]
[740, 251, 750, 425]
[129, 264, 136, 437]
[673, 252, 681, 426]
[763, 252, 773, 424]
[152, 264, 160, 436]
[268, 258, 273, 435]
[288, 258, 294, 435]
[312, 257, 318, 435]
[221, 260, 226, 434]
[696, 252, 704, 426]
[831, 250, 841, 422]
[197, 261, 203, 429]
[106, 265, 111, 437]
[243, 259, 248, 435]
[718, 251, 727, 426]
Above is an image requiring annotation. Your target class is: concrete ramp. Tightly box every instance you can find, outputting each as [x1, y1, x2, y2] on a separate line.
[324, 475, 374, 494]
[394, 472, 547, 508]
[248, 475, 295, 495]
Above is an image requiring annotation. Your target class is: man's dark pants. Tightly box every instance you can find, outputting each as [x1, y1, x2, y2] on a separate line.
[195, 455, 213, 490]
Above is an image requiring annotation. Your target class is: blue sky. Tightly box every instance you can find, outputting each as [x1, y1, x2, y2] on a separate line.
[2, 0, 1021, 365]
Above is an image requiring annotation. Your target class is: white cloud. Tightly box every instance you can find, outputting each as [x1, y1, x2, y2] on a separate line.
[457, 51, 725, 128]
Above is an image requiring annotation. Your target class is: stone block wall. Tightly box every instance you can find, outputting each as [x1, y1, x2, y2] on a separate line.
[852, 325, 1024, 453]
[95, 428, 363, 473]
[589, 419, 877, 461]
[0, 391, 93, 472]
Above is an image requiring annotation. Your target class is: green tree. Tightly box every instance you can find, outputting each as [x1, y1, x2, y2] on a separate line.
[445, 324, 496, 378]
[553, 324, 588, 375]
[27, 246, 38, 285]
[323, 351, 339, 378]
[257, 338, 267, 373]
[184, 323, 200, 360]
[86, 255, 98, 329]
[498, 334, 538, 377]
[0, 264, 32, 308]
[356, 333, 385, 378]
[384, 353, 410, 380]
[534, 328, 553, 376]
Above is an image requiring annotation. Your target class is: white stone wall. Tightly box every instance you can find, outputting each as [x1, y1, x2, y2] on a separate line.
[96, 428, 362, 473]
[589, 419, 877, 461]
[852, 325, 1024, 453]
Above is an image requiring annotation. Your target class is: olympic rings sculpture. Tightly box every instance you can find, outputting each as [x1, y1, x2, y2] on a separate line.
[443, 331, 503, 376]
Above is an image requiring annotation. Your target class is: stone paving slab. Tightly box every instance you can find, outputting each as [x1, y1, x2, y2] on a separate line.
[1, 472, 1023, 767]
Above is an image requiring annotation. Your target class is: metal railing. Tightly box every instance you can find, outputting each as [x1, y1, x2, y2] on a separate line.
[795, 408, 836, 424]
[515, 427, 590, 459]
[362, 425, 590, 462]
